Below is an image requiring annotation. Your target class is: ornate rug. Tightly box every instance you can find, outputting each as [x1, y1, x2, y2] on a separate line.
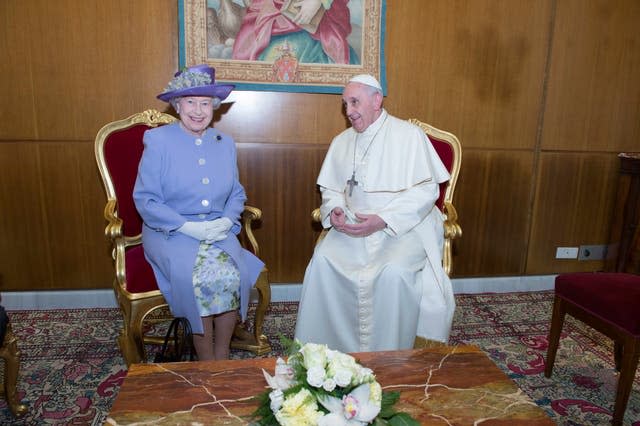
[0, 291, 638, 425]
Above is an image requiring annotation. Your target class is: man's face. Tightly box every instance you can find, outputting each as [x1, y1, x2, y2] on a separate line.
[342, 83, 382, 133]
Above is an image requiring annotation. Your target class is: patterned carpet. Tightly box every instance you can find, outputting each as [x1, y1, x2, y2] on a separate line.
[0, 291, 638, 425]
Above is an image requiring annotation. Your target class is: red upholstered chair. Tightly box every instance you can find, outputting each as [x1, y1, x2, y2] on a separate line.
[95, 109, 271, 366]
[545, 272, 640, 425]
[408, 119, 462, 276]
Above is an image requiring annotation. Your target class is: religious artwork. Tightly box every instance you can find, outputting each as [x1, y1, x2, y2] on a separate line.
[179, 0, 386, 94]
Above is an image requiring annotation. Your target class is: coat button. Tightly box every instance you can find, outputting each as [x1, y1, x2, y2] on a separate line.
[201, 199, 209, 207]
[202, 177, 210, 184]
[198, 158, 206, 165]
[195, 139, 202, 146]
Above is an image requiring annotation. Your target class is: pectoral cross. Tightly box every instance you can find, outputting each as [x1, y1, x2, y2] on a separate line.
[347, 172, 358, 196]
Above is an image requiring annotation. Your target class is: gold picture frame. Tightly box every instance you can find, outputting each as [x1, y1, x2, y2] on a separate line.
[179, 0, 386, 94]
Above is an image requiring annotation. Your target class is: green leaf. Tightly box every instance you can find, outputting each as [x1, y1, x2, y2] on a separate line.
[278, 334, 300, 355]
[381, 391, 401, 406]
[378, 391, 401, 417]
[388, 412, 421, 426]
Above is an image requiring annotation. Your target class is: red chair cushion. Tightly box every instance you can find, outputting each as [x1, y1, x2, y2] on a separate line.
[428, 136, 454, 211]
[103, 125, 149, 237]
[555, 272, 640, 337]
[125, 245, 160, 293]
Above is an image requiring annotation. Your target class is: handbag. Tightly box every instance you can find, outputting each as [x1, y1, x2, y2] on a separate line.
[0, 305, 8, 345]
[154, 317, 195, 362]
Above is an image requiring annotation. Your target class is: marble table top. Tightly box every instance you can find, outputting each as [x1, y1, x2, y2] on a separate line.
[106, 345, 554, 425]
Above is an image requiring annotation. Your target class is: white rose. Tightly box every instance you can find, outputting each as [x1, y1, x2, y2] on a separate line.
[327, 352, 358, 378]
[306, 365, 326, 388]
[354, 367, 375, 385]
[300, 343, 328, 370]
[269, 389, 284, 412]
[333, 368, 353, 387]
[322, 377, 336, 392]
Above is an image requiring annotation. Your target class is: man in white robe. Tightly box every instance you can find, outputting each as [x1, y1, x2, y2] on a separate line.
[294, 74, 455, 353]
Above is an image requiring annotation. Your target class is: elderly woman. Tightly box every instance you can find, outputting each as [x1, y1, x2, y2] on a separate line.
[133, 64, 264, 360]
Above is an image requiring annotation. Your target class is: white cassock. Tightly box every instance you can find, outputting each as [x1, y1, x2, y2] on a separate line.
[294, 110, 455, 353]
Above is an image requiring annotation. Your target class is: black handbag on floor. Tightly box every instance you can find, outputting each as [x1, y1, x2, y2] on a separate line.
[0, 305, 8, 345]
[154, 317, 195, 362]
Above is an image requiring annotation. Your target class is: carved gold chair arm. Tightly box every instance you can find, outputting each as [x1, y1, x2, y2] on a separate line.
[442, 201, 462, 241]
[241, 205, 262, 257]
[310, 208, 329, 245]
[103, 199, 123, 241]
[311, 208, 321, 223]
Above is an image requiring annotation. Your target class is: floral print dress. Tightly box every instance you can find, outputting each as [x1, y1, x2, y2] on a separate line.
[192, 242, 240, 316]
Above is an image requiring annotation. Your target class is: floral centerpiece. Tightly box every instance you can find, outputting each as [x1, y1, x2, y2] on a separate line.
[251, 340, 418, 426]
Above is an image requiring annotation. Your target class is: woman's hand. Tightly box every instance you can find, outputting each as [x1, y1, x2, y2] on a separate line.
[178, 221, 210, 241]
[178, 218, 233, 242]
[205, 217, 233, 242]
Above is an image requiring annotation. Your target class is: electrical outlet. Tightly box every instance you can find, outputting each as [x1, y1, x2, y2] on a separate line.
[556, 247, 579, 259]
[578, 245, 607, 260]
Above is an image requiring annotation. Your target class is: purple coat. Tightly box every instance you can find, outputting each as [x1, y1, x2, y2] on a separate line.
[133, 123, 264, 334]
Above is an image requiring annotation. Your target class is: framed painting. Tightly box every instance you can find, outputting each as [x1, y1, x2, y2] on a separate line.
[178, 0, 387, 94]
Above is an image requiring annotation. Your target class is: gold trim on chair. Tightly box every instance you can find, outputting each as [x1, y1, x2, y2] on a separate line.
[95, 109, 271, 366]
[408, 119, 462, 276]
[0, 322, 27, 418]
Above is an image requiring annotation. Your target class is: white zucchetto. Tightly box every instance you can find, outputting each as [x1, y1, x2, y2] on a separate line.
[348, 74, 382, 91]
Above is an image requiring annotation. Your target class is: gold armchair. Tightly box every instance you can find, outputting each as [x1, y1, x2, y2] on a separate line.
[95, 110, 271, 366]
[408, 118, 462, 276]
[312, 119, 462, 274]
[0, 320, 27, 417]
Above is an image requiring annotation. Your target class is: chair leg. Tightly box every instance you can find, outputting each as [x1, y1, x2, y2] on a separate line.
[613, 340, 622, 372]
[115, 298, 145, 366]
[231, 268, 271, 355]
[117, 294, 167, 367]
[0, 323, 27, 418]
[545, 295, 566, 377]
[253, 268, 271, 345]
[611, 336, 640, 426]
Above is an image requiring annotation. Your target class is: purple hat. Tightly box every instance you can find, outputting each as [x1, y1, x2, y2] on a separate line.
[157, 64, 235, 102]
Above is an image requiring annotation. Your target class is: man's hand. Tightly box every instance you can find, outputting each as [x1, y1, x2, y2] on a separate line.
[341, 213, 387, 237]
[330, 207, 347, 230]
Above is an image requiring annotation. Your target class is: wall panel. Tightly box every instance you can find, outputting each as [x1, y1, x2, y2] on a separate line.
[0, 0, 178, 141]
[237, 144, 327, 283]
[541, 0, 640, 152]
[0, 142, 52, 288]
[526, 152, 619, 274]
[452, 149, 534, 276]
[384, 0, 551, 151]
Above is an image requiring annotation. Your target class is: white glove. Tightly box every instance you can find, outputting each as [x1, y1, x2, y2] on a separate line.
[179, 218, 233, 242]
[204, 217, 233, 242]
[178, 221, 211, 241]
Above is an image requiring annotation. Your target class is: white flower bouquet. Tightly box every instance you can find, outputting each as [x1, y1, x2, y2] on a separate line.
[251, 340, 418, 426]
